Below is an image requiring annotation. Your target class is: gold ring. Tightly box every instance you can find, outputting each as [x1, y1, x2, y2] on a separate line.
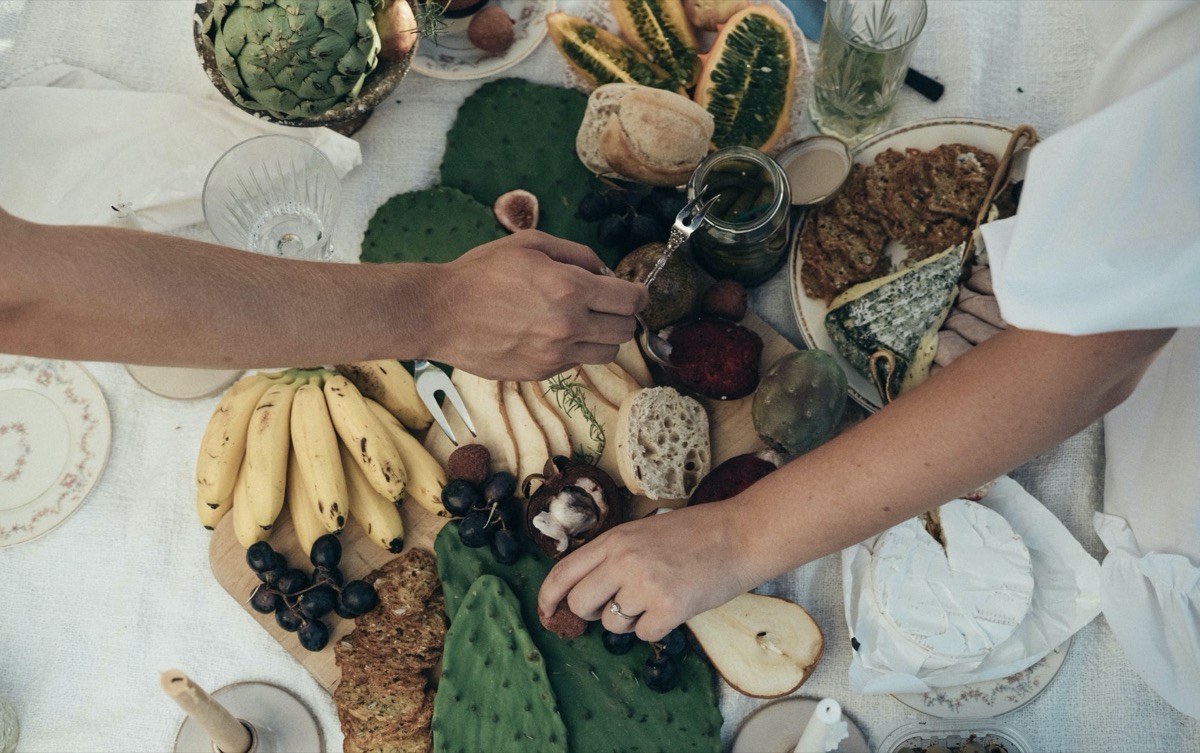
[609, 601, 637, 620]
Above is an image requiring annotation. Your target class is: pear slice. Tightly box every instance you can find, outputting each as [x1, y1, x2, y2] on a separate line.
[518, 381, 573, 459]
[501, 380, 550, 489]
[424, 370, 519, 476]
[614, 338, 654, 387]
[686, 592, 824, 698]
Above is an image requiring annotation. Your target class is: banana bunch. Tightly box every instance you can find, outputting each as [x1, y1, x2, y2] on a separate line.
[194, 361, 448, 552]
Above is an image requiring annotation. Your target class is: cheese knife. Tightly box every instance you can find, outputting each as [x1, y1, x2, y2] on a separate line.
[783, 0, 945, 102]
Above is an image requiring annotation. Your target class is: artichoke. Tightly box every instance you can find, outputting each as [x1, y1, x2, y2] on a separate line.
[204, 0, 382, 121]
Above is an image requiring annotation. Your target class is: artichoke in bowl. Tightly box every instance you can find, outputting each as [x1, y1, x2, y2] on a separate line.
[195, 0, 417, 129]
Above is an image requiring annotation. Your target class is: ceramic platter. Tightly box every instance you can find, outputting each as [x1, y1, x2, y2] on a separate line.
[0, 356, 111, 547]
[413, 0, 554, 80]
[787, 118, 1017, 412]
[892, 638, 1072, 719]
[731, 697, 871, 753]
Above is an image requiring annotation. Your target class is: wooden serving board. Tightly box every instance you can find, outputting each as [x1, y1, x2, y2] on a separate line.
[209, 311, 800, 694]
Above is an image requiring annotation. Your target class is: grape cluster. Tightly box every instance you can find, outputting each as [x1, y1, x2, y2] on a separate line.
[441, 470, 523, 565]
[578, 186, 688, 252]
[601, 626, 689, 693]
[246, 535, 379, 652]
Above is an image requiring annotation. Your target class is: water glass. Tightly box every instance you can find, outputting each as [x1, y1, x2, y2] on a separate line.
[809, 0, 927, 144]
[202, 135, 341, 261]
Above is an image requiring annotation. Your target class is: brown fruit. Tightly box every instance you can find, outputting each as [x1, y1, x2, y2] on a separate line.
[540, 600, 588, 638]
[467, 5, 515, 55]
[701, 279, 748, 321]
[493, 189, 539, 232]
[614, 242, 698, 331]
[447, 443, 491, 486]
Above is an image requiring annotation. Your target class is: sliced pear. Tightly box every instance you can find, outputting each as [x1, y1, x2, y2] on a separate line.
[614, 338, 654, 387]
[518, 381, 573, 459]
[580, 361, 640, 407]
[538, 371, 624, 483]
[501, 381, 550, 489]
[424, 370, 519, 476]
[685, 592, 823, 698]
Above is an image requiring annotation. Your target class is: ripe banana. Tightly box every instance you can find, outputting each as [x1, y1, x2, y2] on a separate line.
[323, 374, 407, 502]
[287, 450, 330, 556]
[365, 399, 448, 517]
[232, 457, 269, 548]
[194, 371, 282, 527]
[337, 360, 433, 432]
[289, 374, 348, 534]
[339, 441, 406, 553]
[244, 377, 300, 530]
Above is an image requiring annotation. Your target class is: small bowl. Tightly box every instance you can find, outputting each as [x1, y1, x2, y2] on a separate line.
[876, 719, 1034, 753]
[777, 135, 853, 206]
[193, 0, 416, 135]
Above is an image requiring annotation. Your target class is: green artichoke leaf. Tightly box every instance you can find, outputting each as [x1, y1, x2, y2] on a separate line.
[315, 0, 360, 39]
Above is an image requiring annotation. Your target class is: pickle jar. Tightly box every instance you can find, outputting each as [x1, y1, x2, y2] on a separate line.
[686, 146, 792, 286]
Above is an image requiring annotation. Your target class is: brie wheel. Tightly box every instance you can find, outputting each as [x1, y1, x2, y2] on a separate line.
[869, 499, 1034, 670]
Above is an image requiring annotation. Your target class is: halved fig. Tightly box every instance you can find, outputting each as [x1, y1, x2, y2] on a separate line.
[493, 189, 539, 232]
[524, 456, 625, 558]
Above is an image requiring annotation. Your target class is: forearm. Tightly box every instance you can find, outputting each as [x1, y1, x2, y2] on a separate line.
[0, 210, 439, 368]
[733, 326, 1175, 585]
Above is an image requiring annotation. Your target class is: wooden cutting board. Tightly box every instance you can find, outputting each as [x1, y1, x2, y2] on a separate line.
[209, 311, 801, 694]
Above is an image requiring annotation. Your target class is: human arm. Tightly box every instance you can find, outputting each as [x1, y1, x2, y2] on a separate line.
[538, 324, 1175, 640]
[0, 208, 647, 380]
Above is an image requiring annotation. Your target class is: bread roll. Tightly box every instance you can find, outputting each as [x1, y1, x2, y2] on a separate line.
[577, 83, 714, 186]
[615, 386, 710, 499]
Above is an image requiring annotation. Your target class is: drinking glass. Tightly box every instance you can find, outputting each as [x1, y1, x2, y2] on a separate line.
[203, 135, 341, 261]
[809, 0, 927, 144]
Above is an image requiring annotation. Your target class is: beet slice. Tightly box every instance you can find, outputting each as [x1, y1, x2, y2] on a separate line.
[665, 318, 763, 399]
[687, 453, 777, 506]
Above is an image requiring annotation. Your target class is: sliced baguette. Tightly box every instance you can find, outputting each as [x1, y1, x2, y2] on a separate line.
[615, 386, 711, 500]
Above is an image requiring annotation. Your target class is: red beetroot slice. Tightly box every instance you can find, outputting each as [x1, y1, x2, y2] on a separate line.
[666, 318, 763, 399]
[687, 453, 777, 506]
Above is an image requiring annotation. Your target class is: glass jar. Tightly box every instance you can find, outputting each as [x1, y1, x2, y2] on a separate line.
[686, 146, 792, 287]
[0, 694, 18, 753]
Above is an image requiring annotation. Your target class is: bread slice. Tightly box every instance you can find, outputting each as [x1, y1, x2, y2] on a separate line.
[576, 83, 636, 177]
[615, 387, 710, 499]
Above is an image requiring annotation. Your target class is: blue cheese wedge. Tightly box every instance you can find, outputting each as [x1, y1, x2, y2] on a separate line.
[824, 244, 963, 395]
[869, 499, 1034, 672]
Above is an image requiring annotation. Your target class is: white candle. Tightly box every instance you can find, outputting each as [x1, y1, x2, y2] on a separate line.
[792, 698, 849, 753]
[160, 670, 252, 753]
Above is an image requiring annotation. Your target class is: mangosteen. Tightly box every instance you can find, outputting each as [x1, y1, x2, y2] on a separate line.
[524, 457, 625, 558]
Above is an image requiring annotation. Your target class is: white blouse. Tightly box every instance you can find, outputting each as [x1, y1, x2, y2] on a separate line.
[980, 1, 1200, 719]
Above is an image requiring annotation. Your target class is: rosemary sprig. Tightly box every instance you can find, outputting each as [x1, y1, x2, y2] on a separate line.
[413, 0, 450, 42]
[545, 372, 605, 465]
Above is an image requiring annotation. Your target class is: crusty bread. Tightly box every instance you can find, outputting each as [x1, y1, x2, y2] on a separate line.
[615, 386, 710, 499]
[577, 83, 714, 186]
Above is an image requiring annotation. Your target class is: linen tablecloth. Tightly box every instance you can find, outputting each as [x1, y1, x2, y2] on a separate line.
[2, 1, 1198, 751]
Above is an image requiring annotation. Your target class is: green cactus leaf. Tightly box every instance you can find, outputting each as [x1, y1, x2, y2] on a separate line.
[433, 575, 569, 753]
[360, 186, 505, 265]
[439, 78, 622, 268]
[435, 523, 723, 753]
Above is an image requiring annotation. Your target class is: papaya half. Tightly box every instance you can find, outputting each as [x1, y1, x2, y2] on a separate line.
[609, 0, 701, 90]
[546, 12, 680, 93]
[694, 4, 797, 151]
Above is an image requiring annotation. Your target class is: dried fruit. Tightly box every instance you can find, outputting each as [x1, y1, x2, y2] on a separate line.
[447, 443, 491, 486]
[467, 4, 515, 55]
[700, 279, 748, 321]
[540, 600, 588, 639]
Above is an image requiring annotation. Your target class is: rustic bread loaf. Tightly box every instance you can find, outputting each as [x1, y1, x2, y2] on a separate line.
[615, 386, 710, 499]
[577, 83, 714, 186]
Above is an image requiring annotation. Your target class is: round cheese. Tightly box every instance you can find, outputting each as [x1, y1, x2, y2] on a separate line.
[869, 499, 1034, 671]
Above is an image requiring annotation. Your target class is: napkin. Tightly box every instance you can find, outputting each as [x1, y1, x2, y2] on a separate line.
[0, 62, 361, 232]
[842, 475, 1102, 693]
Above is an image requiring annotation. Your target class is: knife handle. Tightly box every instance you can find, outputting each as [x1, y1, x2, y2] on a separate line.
[904, 68, 944, 102]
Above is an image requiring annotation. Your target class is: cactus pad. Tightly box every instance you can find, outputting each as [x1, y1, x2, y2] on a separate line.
[432, 574, 569, 753]
[439, 78, 621, 267]
[360, 186, 505, 264]
[435, 522, 723, 753]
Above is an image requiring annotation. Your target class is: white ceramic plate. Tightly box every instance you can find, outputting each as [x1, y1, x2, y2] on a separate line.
[413, 0, 554, 81]
[731, 697, 871, 753]
[788, 118, 1017, 411]
[124, 363, 243, 401]
[892, 638, 1072, 720]
[0, 356, 111, 547]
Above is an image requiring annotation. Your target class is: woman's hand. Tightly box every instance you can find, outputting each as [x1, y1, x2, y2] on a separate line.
[537, 501, 758, 641]
[427, 230, 648, 381]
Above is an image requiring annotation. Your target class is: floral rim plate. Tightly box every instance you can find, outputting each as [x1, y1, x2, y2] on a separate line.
[787, 118, 1017, 412]
[0, 356, 111, 547]
[892, 638, 1072, 719]
[413, 0, 554, 81]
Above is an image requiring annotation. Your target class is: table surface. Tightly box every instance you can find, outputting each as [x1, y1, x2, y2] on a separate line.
[2, 1, 1198, 751]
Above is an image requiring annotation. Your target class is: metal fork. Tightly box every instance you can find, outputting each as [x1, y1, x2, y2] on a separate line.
[635, 194, 718, 366]
[412, 359, 476, 446]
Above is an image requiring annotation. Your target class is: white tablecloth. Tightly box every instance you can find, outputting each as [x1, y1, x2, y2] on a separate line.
[1, 1, 1198, 751]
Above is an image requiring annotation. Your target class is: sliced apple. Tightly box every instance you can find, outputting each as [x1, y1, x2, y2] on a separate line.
[501, 381, 550, 489]
[614, 338, 653, 387]
[424, 370, 519, 476]
[685, 592, 823, 698]
[518, 381, 573, 459]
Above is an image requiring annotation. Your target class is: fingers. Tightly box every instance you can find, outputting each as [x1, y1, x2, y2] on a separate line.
[538, 537, 609, 619]
[599, 596, 643, 634]
[585, 274, 649, 317]
[517, 230, 606, 273]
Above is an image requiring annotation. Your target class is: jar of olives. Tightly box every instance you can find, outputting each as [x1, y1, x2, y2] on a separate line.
[686, 146, 792, 287]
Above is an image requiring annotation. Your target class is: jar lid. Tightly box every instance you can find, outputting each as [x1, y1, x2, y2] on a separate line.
[777, 135, 853, 206]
